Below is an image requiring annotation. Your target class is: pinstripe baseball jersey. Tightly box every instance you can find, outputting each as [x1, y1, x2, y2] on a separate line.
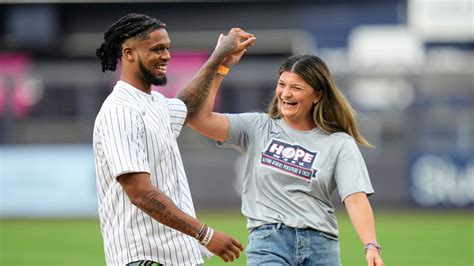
[93, 80, 203, 266]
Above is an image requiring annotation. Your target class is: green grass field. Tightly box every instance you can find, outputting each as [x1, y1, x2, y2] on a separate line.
[0, 210, 472, 265]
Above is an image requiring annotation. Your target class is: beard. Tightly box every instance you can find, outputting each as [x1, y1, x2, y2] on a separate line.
[138, 59, 167, 86]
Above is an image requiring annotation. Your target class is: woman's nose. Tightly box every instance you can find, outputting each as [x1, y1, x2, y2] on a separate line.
[282, 88, 292, 98]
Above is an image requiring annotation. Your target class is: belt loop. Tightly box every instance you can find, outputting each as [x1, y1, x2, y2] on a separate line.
[277, 223, 282, 229]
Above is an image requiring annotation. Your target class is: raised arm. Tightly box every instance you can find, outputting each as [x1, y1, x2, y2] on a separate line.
[186, 74, 228, 141]
[118, 172, 244, 262]
[183, 30, 255, 142]
[177, 28, 254, 119]
[344, 192, 384, 266]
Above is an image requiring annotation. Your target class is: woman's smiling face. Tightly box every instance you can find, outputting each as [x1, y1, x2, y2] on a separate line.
[276, 71, 322, 130]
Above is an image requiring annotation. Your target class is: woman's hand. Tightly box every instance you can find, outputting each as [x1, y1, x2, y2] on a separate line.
[365, 248, 384, 266]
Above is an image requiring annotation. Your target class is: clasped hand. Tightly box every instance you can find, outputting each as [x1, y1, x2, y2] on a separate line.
[215, 28, 256, 67]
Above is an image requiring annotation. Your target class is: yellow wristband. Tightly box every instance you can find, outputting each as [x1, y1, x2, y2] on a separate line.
[217, 65, 229, 76]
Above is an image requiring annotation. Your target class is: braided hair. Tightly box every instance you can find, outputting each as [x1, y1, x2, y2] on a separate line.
[96, 13, 166, 72]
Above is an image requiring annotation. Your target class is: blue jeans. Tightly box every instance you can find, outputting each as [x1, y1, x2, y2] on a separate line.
[246, 224, 341, 266]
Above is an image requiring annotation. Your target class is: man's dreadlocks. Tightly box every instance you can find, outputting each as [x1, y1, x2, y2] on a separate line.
[96, 13, 166, 72]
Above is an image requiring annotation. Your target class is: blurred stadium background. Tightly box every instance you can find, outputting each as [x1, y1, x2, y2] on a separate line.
[0, 0, 472, 265]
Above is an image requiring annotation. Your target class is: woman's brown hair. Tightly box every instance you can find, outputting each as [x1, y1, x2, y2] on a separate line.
[267, 54, 372, 147]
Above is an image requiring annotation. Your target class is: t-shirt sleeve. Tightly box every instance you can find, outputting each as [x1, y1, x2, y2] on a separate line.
[99, 105, 150, 180]
[217, 112, 262, 153]
[166, 98, 187, 138]
[334, 137, 374, 202]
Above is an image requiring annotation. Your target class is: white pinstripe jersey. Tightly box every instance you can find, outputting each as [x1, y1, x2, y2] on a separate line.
[93, 81, 203, 265]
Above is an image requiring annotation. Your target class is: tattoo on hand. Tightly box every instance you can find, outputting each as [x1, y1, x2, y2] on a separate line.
[217, 37, 237, 56]
[141, 191, 199, 236]
[177, 33, 239, 121]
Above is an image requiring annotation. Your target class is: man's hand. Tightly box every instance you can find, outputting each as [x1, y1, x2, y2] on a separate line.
[177, 28, 255, 122]
[213, 28, 256, 65]
[215, 33, 247, 67]
[205, 230, 244, 262]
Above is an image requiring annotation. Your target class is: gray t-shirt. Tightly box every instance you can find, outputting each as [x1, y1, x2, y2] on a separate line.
[219, 112, 374, 237]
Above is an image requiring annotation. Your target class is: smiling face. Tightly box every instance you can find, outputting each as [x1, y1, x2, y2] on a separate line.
[276, 71, 322, 130]
[121, 27, 171, 90]
[135, 28, 171, 86]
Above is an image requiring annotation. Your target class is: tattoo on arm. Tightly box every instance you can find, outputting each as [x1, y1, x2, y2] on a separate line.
[177, 64, 216, 121]
[141, 191, 199, 237]
[177, 39, 238, 121]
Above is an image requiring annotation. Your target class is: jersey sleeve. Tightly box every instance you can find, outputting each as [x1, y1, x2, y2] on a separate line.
[98, 105, 150, 180]
[166, 98, 187, 138]
[334, 138, 374, 202]
[217, 112, 262, 153]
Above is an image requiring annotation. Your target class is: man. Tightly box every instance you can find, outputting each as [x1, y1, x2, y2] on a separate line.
[93, 13, 255, 265]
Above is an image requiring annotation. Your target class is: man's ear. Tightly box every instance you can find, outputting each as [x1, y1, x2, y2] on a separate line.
[122, 47, 135, 62]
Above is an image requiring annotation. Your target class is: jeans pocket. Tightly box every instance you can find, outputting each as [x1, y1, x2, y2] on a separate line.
[249, 224, 275, 241]
[317, 230, 339, 241]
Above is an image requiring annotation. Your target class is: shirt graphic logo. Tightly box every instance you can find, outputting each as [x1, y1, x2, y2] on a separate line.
[261, 138, 319, 181]
[270, 128, 282, 136]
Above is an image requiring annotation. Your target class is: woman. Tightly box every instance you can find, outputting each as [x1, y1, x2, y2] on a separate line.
[186, 47, 384, 265]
